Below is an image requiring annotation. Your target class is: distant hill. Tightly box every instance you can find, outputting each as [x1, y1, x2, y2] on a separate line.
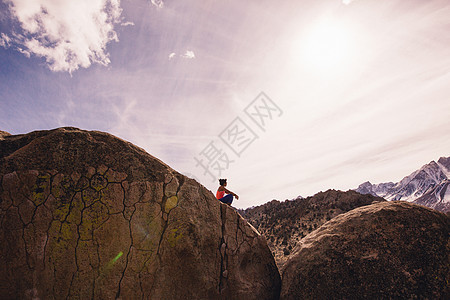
[0, 131, 11, 139]
[240, 189, 384, 269]
[356, 156, 450, 212]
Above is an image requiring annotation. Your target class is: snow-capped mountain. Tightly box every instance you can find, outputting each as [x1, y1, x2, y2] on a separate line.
[356, 157, 450, 212]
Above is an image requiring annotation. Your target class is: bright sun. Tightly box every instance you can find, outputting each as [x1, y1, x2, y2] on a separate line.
[293, 20, 356, 74]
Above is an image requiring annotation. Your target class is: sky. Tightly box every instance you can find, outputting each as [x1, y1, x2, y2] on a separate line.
[1, 0, 450, 209]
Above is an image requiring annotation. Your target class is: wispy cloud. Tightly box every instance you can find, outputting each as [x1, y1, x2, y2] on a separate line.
[167, 50, 196, 60]
[150, 0, 164, 9]
[121, 21, 135, 26]
[181, 50, 195, 59]
[2, 0, 127, 73]
[0, 33, 10, 48]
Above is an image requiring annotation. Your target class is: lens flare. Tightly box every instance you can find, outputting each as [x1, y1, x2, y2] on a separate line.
[106, 251, 124, 269]
[113, 251, 124, 263]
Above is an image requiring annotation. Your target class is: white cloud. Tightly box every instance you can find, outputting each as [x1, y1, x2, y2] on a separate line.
[168, 50, 196, 60]
[342, 0, 354, 5]
[0, 33, 11, 48]
[121, 21, 135, 26]
[150, 0, 164, 9]
[17, 47, 31, 58]
[181, 50, 195, 59]
[4, 0, 125, 73]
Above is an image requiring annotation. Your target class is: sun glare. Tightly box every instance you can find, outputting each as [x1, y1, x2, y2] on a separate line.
[292, 20, 356, 75]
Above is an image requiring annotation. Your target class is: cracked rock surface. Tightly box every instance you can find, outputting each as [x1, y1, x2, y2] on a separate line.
[281, 201, 450, 299]
[0, 127, 281, 299]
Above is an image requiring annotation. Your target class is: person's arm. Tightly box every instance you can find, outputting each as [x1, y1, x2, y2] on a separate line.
[223, 187, 239, 200]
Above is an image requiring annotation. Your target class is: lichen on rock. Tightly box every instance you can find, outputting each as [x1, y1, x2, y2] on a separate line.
[0, 127, 281, 299]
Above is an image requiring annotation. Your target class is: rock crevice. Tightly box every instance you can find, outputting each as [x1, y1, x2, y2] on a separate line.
[0, 127, 281, 299]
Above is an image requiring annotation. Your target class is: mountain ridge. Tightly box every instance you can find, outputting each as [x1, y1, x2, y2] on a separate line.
[356, 156, 450, 212]
[240, 189, 385, 268]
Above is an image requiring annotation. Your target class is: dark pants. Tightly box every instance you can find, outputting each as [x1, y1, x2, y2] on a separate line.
[219, 194, 233, 205]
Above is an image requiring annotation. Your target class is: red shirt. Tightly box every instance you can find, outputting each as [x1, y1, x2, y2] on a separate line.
[216, 189, 225, 199]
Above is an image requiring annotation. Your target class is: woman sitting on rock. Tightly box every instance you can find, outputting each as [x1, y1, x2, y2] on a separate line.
[216, 178, 239, 205]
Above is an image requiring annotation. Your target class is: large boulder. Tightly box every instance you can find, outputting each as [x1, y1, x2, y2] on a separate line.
[0, 128, 281, 299]
[281, 201, 449, 299]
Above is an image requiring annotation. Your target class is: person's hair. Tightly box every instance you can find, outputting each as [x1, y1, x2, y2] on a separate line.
[219, 179, 227, 186]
